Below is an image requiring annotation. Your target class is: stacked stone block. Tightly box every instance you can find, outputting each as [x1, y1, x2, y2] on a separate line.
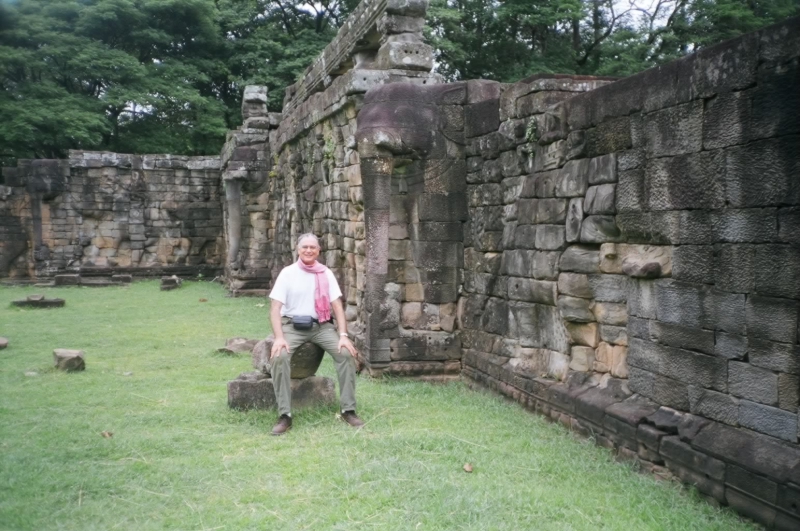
[220, 86, 280, 291]
[459, 75, 617, 386]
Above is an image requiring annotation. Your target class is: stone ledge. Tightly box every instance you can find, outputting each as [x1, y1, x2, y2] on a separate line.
[66, 151, 221, 170]
[275, 69, 442, 151]
[463, 362, 800, 531]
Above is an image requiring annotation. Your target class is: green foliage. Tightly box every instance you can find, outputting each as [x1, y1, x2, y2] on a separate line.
[0, 0, 350, 162]
[426, 0, 800, 82]
[525, 118, 538, 143]
[0, 282, 761, 531]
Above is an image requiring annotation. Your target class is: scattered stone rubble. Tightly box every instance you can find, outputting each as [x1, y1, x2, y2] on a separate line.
[217, 337, 259, 355]
[54, 274, 132, 287]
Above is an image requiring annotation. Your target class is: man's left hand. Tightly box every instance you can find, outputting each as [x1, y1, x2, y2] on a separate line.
[339, 335, 357, 357]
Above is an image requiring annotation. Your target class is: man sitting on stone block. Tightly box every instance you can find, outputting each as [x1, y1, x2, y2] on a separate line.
[268, 233, 362, 435]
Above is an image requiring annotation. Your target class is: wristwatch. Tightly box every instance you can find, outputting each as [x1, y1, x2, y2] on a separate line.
[340, 332, 349, 337]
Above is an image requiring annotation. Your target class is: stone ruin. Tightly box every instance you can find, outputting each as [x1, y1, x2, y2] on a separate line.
[0, 152, 222, 281]
[1, 1, 799, 527]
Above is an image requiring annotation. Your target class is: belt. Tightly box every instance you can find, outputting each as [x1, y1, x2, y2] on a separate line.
[282, 316, 332, 324]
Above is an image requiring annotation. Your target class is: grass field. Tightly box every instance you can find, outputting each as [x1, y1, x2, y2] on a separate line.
[0, 281, 758, 531]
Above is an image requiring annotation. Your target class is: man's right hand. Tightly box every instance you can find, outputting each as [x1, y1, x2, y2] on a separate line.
[271, 337, 289, 359]
[269, 300, 288, 359]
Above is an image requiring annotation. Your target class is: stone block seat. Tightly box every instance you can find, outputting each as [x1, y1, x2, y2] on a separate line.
[227, 335, 336, 410]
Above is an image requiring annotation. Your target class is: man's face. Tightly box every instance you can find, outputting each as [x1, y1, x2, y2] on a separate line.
[298, 237, 320, 265]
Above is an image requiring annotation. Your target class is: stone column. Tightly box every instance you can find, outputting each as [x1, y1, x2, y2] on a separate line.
[224, 179, 243, 270]
[360, 155, 394, 371]
[220, 85, 273, 289]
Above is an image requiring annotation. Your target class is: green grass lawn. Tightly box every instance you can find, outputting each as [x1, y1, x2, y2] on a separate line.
[0, 281, 757, 531]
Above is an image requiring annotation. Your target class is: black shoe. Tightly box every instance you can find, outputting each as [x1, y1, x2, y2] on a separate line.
[271, 414, 292, 436]
[341, 411, 364, 428]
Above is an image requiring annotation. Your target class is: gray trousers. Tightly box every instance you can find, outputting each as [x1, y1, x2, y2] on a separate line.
[272, 320, 357, 416]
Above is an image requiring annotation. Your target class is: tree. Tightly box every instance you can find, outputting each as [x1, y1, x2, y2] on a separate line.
[426, 0, 800, 82]
[0, 0, 355, 163]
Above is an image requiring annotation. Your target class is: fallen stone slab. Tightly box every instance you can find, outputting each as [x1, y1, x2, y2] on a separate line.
[160, 275, 182, 291]
[217, 337, 260, 355]
[0, 337, 8, 349]
[53, 349, 85, 371]
[252, 335, 324, 378]
[227, 372, 335, 410]
[12, 295, 65, 308]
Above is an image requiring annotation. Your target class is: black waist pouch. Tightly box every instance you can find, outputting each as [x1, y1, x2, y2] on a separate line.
[292, 316, 315, 330]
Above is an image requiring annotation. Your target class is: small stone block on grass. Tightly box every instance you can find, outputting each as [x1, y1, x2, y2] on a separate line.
[53, 349, 85, 371]
[0, 337, 8, 349]
[160, 275, 182, 291]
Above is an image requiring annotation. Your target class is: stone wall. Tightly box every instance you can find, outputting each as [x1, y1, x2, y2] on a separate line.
[457, 17, 800, 530]
[0, 152, 224, 279]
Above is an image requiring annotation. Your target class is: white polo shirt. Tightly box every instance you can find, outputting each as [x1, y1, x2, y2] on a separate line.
[269, 262, 342, 319]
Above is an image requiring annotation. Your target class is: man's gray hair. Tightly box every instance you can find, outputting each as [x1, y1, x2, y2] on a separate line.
[296, 233, 320, 248]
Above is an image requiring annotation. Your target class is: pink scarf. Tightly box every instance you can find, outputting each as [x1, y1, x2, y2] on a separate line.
[297, 259, 331, 322]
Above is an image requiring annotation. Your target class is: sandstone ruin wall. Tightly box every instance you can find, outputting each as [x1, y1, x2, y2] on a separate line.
[455, 17, 800, 530]
[0, 152, 223, 280]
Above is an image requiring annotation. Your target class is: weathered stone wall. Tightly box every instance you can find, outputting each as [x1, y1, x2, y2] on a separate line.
[458, 75, 618, 383]
[0, 152, 223, 279]
[459, 17, 800, 530]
